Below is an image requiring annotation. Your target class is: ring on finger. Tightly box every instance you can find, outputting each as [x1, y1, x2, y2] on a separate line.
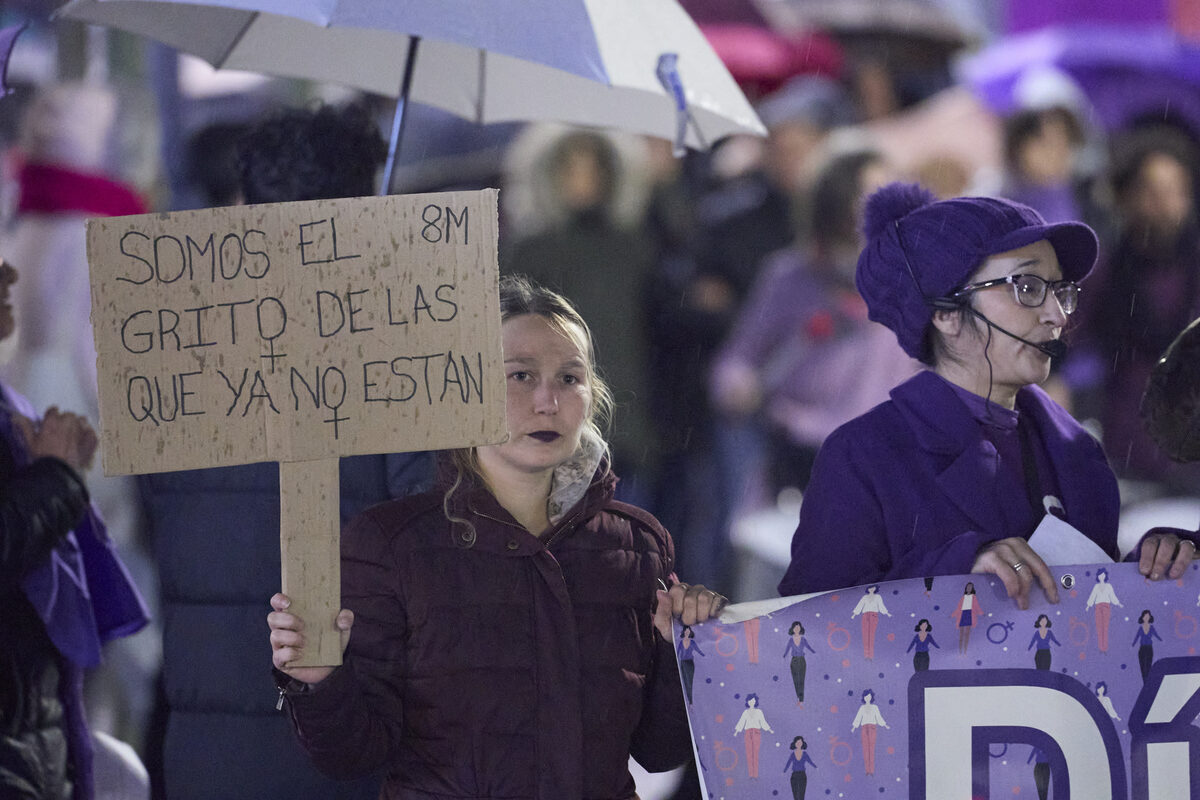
[1012, 561, 1025, 573]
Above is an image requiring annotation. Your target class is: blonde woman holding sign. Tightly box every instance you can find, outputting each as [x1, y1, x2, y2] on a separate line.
[268, 275, 724, 799]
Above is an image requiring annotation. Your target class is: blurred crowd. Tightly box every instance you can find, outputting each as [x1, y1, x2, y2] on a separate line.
[3, 7, 1200, 800]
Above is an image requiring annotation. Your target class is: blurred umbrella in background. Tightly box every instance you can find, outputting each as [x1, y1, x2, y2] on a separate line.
[960, 0, 1200, 134]
[754, 0, 977, 49]
[0, 23, 28, 95]
[680, 0, 845, 109]
[58, 0, 766, 193]
[698, 23, 843, 101]
[679, 0, 771, 26]
[752, 0, 979, 116]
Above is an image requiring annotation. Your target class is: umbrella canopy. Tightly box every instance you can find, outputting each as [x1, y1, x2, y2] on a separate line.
[961, 0, 1200, 134]
[755, 0, 977, 50]
[961, 24, 1200, 134]
[57, 0, 765, 155]
[0, 23, 27, 96]
[680, 0, 769, 26]
[699, 23, 842, 100]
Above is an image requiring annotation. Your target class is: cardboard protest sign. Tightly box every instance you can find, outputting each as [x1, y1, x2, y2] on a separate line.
[87, 191, 506, 663]
[88, 190, 505, 473]
[678, 561, 1200, 800]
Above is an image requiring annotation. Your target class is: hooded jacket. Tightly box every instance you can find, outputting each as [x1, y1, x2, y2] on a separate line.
[0, 383, 148, 800]
[282, 459, 690, 799]
[0, 454, 89, 800]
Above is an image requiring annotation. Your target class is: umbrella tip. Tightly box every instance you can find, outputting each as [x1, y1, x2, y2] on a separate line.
[656, 53, 689, 157]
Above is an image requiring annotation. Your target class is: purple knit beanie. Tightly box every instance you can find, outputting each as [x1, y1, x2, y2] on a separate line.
[855, 182, 1099, 361]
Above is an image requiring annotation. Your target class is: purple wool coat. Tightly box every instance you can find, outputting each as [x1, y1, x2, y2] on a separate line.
[778, 371, 1122, 596]
[282, 463, 690, 800]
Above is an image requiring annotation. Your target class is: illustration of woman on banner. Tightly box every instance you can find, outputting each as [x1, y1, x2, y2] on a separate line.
[1028, 746, 1050, 800]
[1028, 614, 1060, 670]
[951, 581, 982, 653]
[783, 735, 817, 799]
[678, 625, 705, 704]
[850, 688, 889, 776]
[1095, 681, 1120, 720]
[851, 585, 890, 659]
[744, 617, 761, 664]
[1133, 610, 1163, 681]
[734, 693, 774, 779]
[783, 621, 816, 705]
[907, 618, 940, 672]
[1085, 568, 1122, 652]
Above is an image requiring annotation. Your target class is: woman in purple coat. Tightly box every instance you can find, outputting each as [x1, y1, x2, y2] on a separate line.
[778, 183, 1199, 607]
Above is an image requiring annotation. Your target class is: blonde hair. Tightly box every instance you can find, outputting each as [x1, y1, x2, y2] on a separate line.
[443, 274, 613, 546]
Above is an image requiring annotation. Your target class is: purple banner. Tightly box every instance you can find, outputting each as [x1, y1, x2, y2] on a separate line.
[677, 561, 1200, 799]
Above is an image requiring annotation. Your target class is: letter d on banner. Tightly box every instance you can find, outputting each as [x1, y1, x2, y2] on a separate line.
[908, 669, 1127, 799]
[1129, 656, 1200, 800]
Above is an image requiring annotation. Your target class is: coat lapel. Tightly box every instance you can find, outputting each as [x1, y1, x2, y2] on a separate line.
[935, 440, 1009, 536]
[892, 372, 1009, 538]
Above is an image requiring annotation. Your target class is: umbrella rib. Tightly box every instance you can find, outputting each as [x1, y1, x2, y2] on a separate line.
[215, 12, 261, 68]
[688, 108, 709, 151]
[475, 49, 486, 124]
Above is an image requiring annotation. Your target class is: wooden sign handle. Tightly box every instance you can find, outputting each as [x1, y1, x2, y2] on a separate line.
[279, 457, 343, 667]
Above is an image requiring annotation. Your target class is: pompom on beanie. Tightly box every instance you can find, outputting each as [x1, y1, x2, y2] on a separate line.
[855, 182, 1099, 361]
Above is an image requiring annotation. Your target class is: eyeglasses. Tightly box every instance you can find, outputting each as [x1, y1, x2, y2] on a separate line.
[951, 274, 1080, 315]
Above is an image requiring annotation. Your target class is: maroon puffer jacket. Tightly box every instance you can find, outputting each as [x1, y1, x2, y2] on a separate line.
[282, 463, 691, 799]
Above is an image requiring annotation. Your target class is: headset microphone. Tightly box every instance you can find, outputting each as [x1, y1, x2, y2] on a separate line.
[961, 306, 1067, 360]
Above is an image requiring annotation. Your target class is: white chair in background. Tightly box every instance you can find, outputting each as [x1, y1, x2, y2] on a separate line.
[1117, 496, 1200, 559]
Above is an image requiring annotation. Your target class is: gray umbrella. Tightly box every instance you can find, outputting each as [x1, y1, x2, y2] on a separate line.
[58, 0, 765, 192]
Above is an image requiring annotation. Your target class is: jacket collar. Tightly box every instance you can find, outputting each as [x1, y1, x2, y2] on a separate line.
[890, 371, 981, 456]
[888, 370, 1116, 545]
[889, 371, 1013, 535]
[435, 452, 617, 543]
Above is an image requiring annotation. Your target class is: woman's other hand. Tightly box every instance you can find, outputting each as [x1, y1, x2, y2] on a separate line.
[17, 407, 98, 471]
[268, 592, 353, 686]
[972, 537, 1059, 610]
[653, 582, 728, 641]
[1137, 527, 1198, 581]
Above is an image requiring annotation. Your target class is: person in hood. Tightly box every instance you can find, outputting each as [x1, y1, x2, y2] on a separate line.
[269, 275, 724, 799]
[0, 257, 150, 800]
[777, 183, 1199, 607]
[710, 148, 916, 493]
